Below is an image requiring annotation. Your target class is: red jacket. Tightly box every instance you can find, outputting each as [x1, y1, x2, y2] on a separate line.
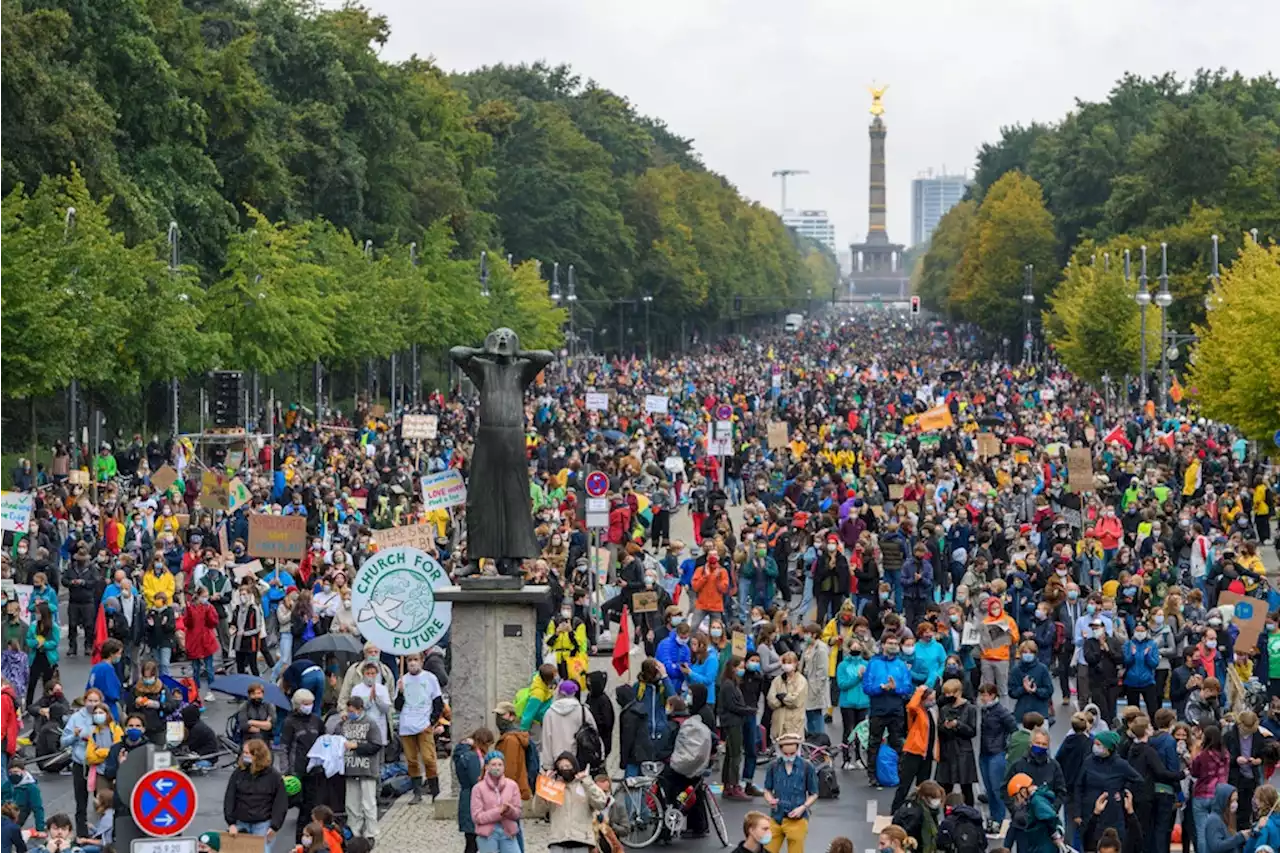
[1095, 516, 1123, 551]
[607, 505, 631, 545]
[182, 602, 220, 660]
[2, 685, 18, 756]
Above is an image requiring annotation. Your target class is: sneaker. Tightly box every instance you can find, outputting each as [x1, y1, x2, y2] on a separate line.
[977, 793, 988, 804]
[744, 784, 763, 797]
[985, 821, 1003, 838]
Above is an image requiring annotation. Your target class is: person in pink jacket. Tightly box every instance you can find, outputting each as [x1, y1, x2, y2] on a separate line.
[471, 751, 523, 853]
[1095, 507, 1124, 564]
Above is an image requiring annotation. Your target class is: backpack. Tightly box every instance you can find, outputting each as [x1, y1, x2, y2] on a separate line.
[816, 763, 840, 799]
[939, 812, 987, 853]
[574, 705, 605, 771]
[669, 716, 713, 777]
[875, 744, 899, 786]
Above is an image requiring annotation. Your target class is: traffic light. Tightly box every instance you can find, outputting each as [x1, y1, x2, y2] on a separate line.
[911, 295, 921, 315]
[210, 370, 244, 428]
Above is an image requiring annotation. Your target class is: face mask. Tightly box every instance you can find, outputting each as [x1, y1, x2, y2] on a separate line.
[363, 676, 376, 686]
[1093, 744, 1109, 757]
[1031, 745, 1048, 758]
[93, 712, 107, 725]
[1086, 604, 1097, 614]
[988, 604, 1002, 616]
[902, 645, 915, 656]
[1124, 586, 1137, 596]
[1093, 628, 1106, 639]
[1155, 614, 1165, 626]
[1206, 640, 1218, 649]
[126, 726, 145, 742]
[301, 838, 313, 848]
[676, 636, 689, 647]
[672, 616, 685, 626]
[926, 798, 942, 810]
[558, 766, 576, 782]
[759, 832, 773, 846]
[241, 755, 253, 767]
[782, 753, 796, 765]
[143, 677, 156, 686]
[300, 704, 314, 715]
[710, 628, 723, 639]
[735, 668, 746, 678]
[949, 614, 960, 624]
[1035, 611, 1047, 621]
[1209, 618, 1223, 627]
[781, 663, 795, 674]
[879, 591, 890, 601]
[1021, 653, 1035, 664]
[644, 577, 655, 587]
[347, 712, 362, 722]
[1067, 590, 1079, 601]
[1056, 568, 1068, 576]
[827, 544, 836, 552]
[488, 766, 504, 778]
[1134, 630, 1148, 641]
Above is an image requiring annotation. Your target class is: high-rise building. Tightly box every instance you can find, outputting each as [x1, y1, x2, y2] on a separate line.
[782, 209, 837, 253]
[911, 169, 969, 246]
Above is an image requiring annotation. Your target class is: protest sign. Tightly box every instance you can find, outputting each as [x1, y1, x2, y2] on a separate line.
[247, 515, 306, 559]
[585, 392, 609, 412]
[151, 465, 179, 493]
[219, 834, 265, 853]
[401, 414, 438, 440]
[917, 404, 955, 432]
[644, 395, 669, 414]
[632, 591, 658, 613]
[767, 421, 789, 450]
[420, 470, 466, 511]
[201, 471, 230, 511]
[349, 495, 366, 510]
[226, 450, 245, 471]
[901, 500, 920, 515]
[1220, 592, 1269, 652]
[888, 484, 905, 501]
[232, 559, 264, 582]
[68, 470, 90, 486]
[1067, 448, 1096, 492]
[976, 433, 1001, 459]
[369, 404, 386, 418]
[0, 492, 33, 533]
[731, 631, 748, 658]
[228, 478, 252, 512]
[372, 524, 436, 553]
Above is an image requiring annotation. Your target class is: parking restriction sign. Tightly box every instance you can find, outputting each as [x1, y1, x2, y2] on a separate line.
[131, 768, 198, 837]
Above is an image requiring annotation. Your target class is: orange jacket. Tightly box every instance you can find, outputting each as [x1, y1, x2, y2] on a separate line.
[903, 686, 938, 760]
[692, 562, 729, 612]
[980, 614, 1020, 661]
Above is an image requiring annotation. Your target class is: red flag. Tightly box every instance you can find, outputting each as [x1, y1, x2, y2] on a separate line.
[90, 604, 107, 664]
[612, 605, 632, 677]
[1103, 424, 1133, 451]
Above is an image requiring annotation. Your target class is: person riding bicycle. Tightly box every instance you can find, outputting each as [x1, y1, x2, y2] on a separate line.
[658, 697, 713, 838]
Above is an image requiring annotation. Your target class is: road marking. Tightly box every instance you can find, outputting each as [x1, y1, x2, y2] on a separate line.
[866, 799, 877, 823]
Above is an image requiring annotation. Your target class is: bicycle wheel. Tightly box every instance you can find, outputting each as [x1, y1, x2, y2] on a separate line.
[618, 783, 664, 848]
[704, 787, 729, 848]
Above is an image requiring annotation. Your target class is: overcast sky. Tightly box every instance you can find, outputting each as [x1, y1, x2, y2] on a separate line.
[366, 0, 1276, 251]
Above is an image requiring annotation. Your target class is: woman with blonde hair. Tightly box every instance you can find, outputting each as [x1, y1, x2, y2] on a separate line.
[877, 824, 916, 852]
[766, 651, 807, 740]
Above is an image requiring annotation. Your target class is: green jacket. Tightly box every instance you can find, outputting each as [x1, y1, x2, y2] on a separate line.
[1006, 728, 1032, 765]
[1011, 788, 1061, 853]
[94, 454, 118, 482]
[739, 555, 779, 601]
[4, 771, 46, 831]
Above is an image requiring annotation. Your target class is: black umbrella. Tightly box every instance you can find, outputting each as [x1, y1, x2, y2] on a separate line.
[296, 632, 365, 665]
[940, 370, 963, 383]
[976, 416, 1006, 427]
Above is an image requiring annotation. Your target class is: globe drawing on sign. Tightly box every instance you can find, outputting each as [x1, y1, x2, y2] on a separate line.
[352, 546, 451, 654]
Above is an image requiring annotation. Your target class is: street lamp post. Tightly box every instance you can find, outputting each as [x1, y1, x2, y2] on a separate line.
[479, 250, 490, 298]
[642, 294, 654, 359]
[566, 265, 577, 364]
[66, 207, 80, 450]
[1135, 246, 1151, 402]
[1155, 242, 1173, 411]
[409, 241, 419, 404]
[167, 221, 181, 436]
[1021, 264, 1035, 364]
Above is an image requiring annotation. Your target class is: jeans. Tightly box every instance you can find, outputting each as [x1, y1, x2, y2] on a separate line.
[156, 646, 172, 677]
[792, 575, 814, 619]
[235, 820, 274, 853]
[804, 709, 824, 735]
[1193, 795, 1214, 853]
[742, 715, 759, 782]
[725, 476, 743, 505]
[477, 826, 520, 853]
[979, 752, 1007, 824]
[192, 656, 216, 691]
[271, 632, 293, 680]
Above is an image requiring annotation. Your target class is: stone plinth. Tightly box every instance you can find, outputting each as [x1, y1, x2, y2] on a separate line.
[431, 584, 549, 818]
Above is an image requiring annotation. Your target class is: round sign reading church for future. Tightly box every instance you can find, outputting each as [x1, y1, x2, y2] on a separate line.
[352, 546, 452, 655]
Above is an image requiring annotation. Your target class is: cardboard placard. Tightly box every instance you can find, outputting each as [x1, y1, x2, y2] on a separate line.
[218, 834, 266, 853]
[632, 591, 659, 613]
[536, 773, 566, 805]
[976, 433, 1001, 459]
[201, 470, 230, 511]
[349, 495, 366, 510]
[228, 477, 252, 511]
[370, 404, 387, 418]
[644, 395, 669, 415]
[767, 421, 789, 450]
[901, 500, 920, 515]
[151, 465, 179, 494]
[232, 559, 264, 582]
[1085, 426, 1097, 443]
[917, 404, 955, 432]
[731, 631, 748, 658]
[226, 450, 245, 471]
[401, 414, 438, 440]
[175, 513, 190, 530]
[1219, 592, 1269, 653]
[420, 470, 467, 511]
[1067, 448, 1096, 492]
[247, 514, 307, 559]
[888, 484, 905, 501]
[870, 505, 885, 519]
[0, 492, 33, 534]
[585, 392, 609, 412]
[68, 470, 90, 486]
[372, 524, 436, 553]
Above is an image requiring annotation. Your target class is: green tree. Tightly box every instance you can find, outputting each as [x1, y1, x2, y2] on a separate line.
[916, 200, 975, 314]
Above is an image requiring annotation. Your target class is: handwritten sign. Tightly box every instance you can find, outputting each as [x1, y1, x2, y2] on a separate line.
[151, 465, 179, 494]
[767, 421, 789, 450]
[644, 395, 669, 415]
[585, 392, 609, 412]
[731, 631, 748, 658]
[232, 559, 264, 583]
[976, 433, 1001, 459]
[632, 591, 658, 613]
[247, 515, 306, 559]
[401, 414, 438, 440]
[420, 470, 466, 511]
[228, 477, 252, 512]
[1067, 448, 1096, 493]
[201, 471, 230, 511]
[0, 493, 33, 533]
[372, 524, 436, 553]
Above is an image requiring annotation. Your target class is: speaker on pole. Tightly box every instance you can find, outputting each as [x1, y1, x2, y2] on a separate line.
[210, 370, 244, 428]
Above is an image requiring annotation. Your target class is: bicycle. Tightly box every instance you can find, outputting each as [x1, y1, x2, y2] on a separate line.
[616, 762, 728, 849]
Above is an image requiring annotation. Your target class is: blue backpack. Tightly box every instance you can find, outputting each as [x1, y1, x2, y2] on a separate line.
[875, 744, 899, 787]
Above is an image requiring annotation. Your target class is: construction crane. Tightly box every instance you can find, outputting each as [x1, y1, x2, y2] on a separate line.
[771, 169, 809, 213]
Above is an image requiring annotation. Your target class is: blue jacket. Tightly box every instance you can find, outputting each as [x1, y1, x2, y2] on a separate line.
[836, 657, 869, 709]
[1205, 783, 1245, 853]
[656, 635, 692, 694]
[1150, 731, 1180, 775]
[1122, 637, 1160, 688]
[60, 707, 98, 766]
[1032, 617, 1058, 667]
[1073, 753, 1145, 835]
[980, 700, 1017, 756]
[1247, 792, 1280, 852]
[25, 585, 58, 617]
[899, 556, 933, 601]
[1008, 658, 1054, 720]
[909, 638, 947, 688]
[634, 679, 674, 743]
[862, 654, 914, 716]
[86, 661, 123, 719]
[685, 648, 720, 704]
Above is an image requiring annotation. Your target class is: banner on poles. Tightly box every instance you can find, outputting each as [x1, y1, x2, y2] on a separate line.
[917, 405, 955, 432]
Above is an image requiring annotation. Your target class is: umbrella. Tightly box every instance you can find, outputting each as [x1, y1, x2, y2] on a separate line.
[1005, 435, 1036, 448]
[211, 673, 292, 710]
[297, 632, 364, 665]
[602, 429, 627, 442]
[976, 415, 1006, 427]
[940, 370, 963, 383]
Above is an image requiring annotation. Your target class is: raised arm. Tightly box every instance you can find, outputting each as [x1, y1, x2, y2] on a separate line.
[518, 350, 556, 386]
[449, 346, 488, 386]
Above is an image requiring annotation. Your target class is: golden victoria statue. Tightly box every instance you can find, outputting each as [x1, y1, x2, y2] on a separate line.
[868, 84, 888, 117]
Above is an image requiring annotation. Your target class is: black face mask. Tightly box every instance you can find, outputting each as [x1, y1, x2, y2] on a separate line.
[557, 766, 576, 782]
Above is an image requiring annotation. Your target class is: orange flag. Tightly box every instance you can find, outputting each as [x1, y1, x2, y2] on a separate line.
[1170, 378, 1184, 404]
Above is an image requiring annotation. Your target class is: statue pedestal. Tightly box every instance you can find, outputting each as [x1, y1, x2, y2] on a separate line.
[431, 583, 549, 818]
